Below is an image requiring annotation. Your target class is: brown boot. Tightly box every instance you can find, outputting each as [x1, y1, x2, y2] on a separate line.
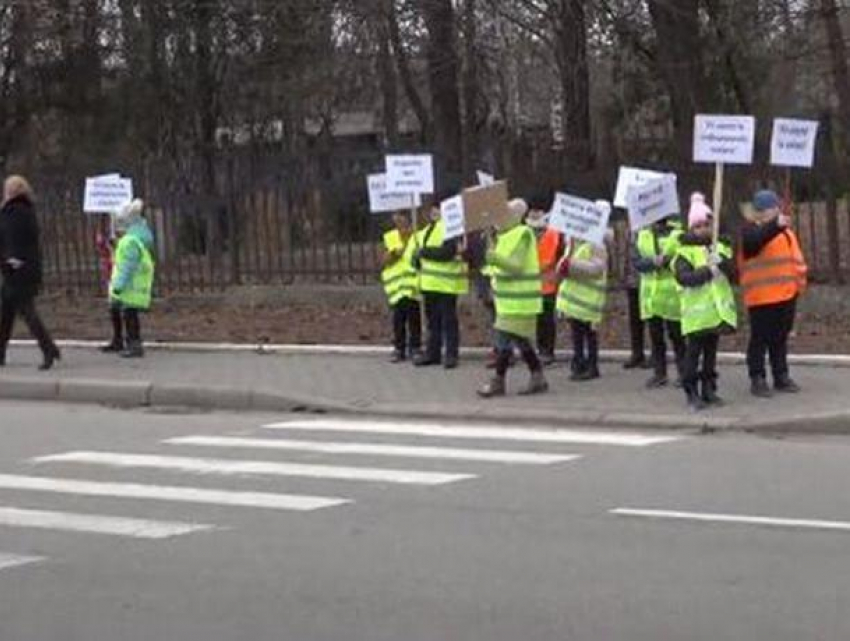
[519, 370, 549, 396]
[477, 376, 506, 399]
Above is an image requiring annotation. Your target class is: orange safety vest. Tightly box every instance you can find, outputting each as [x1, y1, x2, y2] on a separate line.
[538, 228, 562, 296]
[739, 230, 807, 308]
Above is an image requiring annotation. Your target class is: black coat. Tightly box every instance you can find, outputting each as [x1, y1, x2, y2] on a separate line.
[0, 195, 43, 301]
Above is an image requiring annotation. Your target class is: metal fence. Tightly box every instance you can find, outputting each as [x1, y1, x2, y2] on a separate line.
[34, 149, 850, 296]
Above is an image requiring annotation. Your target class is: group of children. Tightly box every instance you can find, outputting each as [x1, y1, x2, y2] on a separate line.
[381, 188, 807, 412]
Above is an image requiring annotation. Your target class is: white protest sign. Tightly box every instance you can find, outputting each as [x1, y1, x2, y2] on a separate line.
[83, 176, 134, 214]
[770, 118, 819, 168]
[440, 195, 466, 240]
[476, 171, 495, 186]
[613, 166, 666, 208]
[550, 193, 612, 247]
[367, 173, 419, 213]
[386, 154, 434, 194]
[626, 174, 680, 231]
[693, 114, 756, 165]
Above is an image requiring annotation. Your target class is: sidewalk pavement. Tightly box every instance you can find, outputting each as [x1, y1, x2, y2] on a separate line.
[1, 343, 849, 433]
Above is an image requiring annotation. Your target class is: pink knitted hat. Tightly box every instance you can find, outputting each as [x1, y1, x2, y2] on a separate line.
[688, 193, 713, 229]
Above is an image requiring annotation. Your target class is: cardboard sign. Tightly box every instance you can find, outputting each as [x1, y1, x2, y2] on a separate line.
[550, 193, 611, 247]
[693, 114, 756, 165]
[385, 154, 434, 194]
[440, 195, 466, 240]
[626, 174, 680, 231]
[476, 171, 495, 187]
[771, 118, 820, 168]
[461, 180, 510, 233]
[367, 174, 419, 213]
[613, 166, 666, 209]
[83, 176, 134, 214]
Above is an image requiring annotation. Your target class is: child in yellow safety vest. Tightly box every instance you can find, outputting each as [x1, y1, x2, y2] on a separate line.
[380, 211, 422, 363]
[672, 193, 737, 412]
[477, 199, 549, 398]
[555, 201, 613, 382]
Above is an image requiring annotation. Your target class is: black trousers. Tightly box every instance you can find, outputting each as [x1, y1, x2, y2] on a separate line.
[682, 332, 719, 389]
[648, 318, 685, 378]
[424, 292, 460, 361]
[747, 299, 796, 381]
[0, 294, 57, 360]
[570, 319, 598, 371]
[626, 287, 646, 360]
[537, 294, 557, 356]
[109, 304, 142, 344]
[495, 330, 541, 376]
[391, 298, 422, 356]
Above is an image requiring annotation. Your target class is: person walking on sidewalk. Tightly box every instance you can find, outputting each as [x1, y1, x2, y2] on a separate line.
[413, 203, 468, 370]
[739, 190, 807, 398]
[634, 213, 686, 388]
[478, 199, 548, 398]
[0, 175, 61, 370]
[381, 211, 422, 363]
[526, 200, 564, 366]
[107, 199, 155, 358]
[555, 201, 612, 382]
[673, 194, 737, 412]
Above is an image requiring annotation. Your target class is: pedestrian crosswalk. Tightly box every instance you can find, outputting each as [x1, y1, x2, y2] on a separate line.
[0, 416, 684, 571]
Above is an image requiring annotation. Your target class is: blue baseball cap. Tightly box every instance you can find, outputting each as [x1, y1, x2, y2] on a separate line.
[753, 190, 781, 212]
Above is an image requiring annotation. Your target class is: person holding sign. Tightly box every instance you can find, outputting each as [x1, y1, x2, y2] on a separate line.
[108, 199, 155, 358]
[672, 194, 737, 411]
[633, 213, 686, 388]
[739, 190, 807, 397]
[0, 176, 61, 370]
[477, 199, 548, 398]
[381, 212, 422, 363]
[413, 202, 469, 370]
[555, 201, 612, 382]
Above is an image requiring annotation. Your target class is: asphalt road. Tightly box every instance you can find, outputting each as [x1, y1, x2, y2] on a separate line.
[1, 401, 849, 641]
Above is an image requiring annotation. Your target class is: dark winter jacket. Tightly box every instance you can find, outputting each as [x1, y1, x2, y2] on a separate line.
[416, 222, 460, 263]
[739, 218, 785, 260]
[0, 195, 43, 301]
[674, 232, 734, 289]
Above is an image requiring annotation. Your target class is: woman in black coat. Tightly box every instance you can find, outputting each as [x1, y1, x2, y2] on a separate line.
[0, 175, 60, 370]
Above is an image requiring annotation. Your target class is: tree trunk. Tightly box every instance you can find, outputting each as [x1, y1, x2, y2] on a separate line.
[375, 6, 400, 149]
[422, 0, 464, 189]
[461, 0, 480, 181]
[387, 0, 429, 143]
[820, 0, 850, 183]
[555, 0, 593, 172]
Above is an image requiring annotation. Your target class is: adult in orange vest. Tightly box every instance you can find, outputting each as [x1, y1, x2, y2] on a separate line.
[739, 190, 808, 397]
[526, 202, 565, 366]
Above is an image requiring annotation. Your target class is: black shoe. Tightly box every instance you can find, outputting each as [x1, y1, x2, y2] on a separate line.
[573, 367, 600, 382]
[687, 394, 707, 412]
[390, 351, 405, 364]
[751, 377, 773, 398]
[623, 356, 647, 370]
[774, 377, 801, 394]
[121, 342, 144, 359]
[414, 354, 440, 367]
[645, 374, 669, 389]
[444, 357, 458, 370]
[100, 341, 123, 354]
[701, 382, 724, 407]
[39, 348, 62, 371]
[539, 352, 556, 367]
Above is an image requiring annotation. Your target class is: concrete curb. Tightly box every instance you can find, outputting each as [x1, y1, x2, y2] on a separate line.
[11, 339, 850, 368]
[3, 372, 846, 435]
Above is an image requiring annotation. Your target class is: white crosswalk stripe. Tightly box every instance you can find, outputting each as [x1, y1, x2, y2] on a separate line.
[32, 451, 476, 486]
[0, 474, 349, 511]
[0, 506, 214, 539]
[263, 419, 684, 447]
[0, 552, 46, 572]
[165, 435, 582, 465]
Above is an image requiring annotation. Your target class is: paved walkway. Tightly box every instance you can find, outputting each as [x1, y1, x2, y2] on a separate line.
[1, 344, 849, 432]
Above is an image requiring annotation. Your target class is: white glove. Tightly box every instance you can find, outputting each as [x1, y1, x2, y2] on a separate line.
[709, 265, 722, 279]
[6, 258, 23, 270]
[708, 252, 722, 267]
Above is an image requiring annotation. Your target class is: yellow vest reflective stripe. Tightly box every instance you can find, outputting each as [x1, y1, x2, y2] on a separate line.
[418, 220, 469, 295]
[556, 241, 607, 324]
[111, 235, 154, 310]
[490, 225, 542, 316]
[381, 230, 418, 305]
[674, 242, 738, 336]
[637, 223, 683, 322]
